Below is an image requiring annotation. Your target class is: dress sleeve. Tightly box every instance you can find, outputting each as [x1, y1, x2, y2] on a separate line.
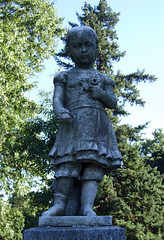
[99, 74, 117, 109]
[53, 71, 67, 86]
[104, 75, 115, 89]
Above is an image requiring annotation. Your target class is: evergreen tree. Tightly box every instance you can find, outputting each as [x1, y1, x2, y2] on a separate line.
[54, 0, 164, 239]
[96, 143, 164, 240]
[141, 129, 164, 175]
[55, 0, 156, 118]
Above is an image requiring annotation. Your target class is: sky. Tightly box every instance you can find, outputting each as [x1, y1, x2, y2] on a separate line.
[31, 0, 164, 139]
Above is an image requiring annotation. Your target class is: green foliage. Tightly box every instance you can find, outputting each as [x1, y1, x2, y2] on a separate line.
[3, 90, 60, 231]
[55, 0, 156, 118]
[0, 0, 63, 191]
[9, 184, 54, 230]
[95, 117, 164, 239]
[113, 146, 164, 240]
[57, 1, 163, 239]
[0, 199, 24, 240]
[0, 0, 64, 237]
[96, 144, 164, 239]
[0, 0, 63, 152]
[50, 1, 164, 238]
[0, 0, 162, 239]
[22, 187, 54, 229]
[17, 91, 59, 177]
[76, 0, 124, 73]
[94, 175, 117, 215]
[141, 129, 164, 175]
[55, 0, 124, 73]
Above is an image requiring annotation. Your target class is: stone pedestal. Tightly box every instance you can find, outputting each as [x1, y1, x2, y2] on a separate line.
[39, 216, 112, 227]
[23, 226, 126, 240]
[23, 216, 126, 240]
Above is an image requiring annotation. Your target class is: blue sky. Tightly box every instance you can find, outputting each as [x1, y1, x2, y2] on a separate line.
[31, 0, 164, 139]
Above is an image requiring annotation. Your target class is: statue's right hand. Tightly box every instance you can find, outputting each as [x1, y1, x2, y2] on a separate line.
[59, 109, 73, 123]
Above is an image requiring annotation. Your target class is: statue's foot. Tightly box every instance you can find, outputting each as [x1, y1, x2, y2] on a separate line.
[42, 205, 65, 216]
[80, 207, 96, 217]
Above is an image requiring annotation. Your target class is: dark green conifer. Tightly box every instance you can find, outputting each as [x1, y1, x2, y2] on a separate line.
[55, 1, 164, 239]
[141, 129, 164, 175]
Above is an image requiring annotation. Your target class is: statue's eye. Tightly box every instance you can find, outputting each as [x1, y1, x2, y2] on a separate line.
[73, 43, 82, 48]
[85, 41, 92, 47]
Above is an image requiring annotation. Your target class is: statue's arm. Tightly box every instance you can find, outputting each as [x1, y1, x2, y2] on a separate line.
[53, 84, 65, 117]
[53, 84, 73, 122]
[90, 81, 117, 109]
[101, 83, 117, 109]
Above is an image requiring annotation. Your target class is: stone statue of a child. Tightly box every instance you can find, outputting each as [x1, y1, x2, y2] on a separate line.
[43, 26, 122, 217]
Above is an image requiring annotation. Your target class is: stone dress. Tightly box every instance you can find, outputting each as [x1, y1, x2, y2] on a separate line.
[49, 68, 122, 171]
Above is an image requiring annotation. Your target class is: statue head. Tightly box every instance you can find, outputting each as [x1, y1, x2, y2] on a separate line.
[66, 26, 98, 68]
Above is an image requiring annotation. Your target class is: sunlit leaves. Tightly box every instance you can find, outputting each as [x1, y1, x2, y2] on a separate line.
[0, 0, 63, 183]
[0, 1, 64, 237]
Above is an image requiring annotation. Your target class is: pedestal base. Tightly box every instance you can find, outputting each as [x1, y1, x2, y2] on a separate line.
[39, 216, 112, 227]
[23, 226, 126, 240]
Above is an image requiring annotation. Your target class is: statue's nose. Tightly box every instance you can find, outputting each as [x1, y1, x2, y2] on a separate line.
[81, 45, 87, 52]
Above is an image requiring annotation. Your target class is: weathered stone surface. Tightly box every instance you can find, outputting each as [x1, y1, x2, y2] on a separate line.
[23, 226, 126, 240]
[39, 216, 112, 227]
[42, 25, 123, 218]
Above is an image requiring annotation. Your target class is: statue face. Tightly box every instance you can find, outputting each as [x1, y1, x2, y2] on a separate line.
[68, 30, 97, 68]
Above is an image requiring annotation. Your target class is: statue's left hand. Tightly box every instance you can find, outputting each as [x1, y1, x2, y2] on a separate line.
[89, 86, 104, 99]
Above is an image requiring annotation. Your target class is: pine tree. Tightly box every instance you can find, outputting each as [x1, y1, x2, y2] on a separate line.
[141, 129, 164, 175]
[96, 143, 164, 239]
[54, 0, 164, 239]
[55, 0, 156, 118]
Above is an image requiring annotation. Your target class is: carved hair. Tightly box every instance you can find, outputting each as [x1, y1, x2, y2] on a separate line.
[66, 25, 98, 53]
